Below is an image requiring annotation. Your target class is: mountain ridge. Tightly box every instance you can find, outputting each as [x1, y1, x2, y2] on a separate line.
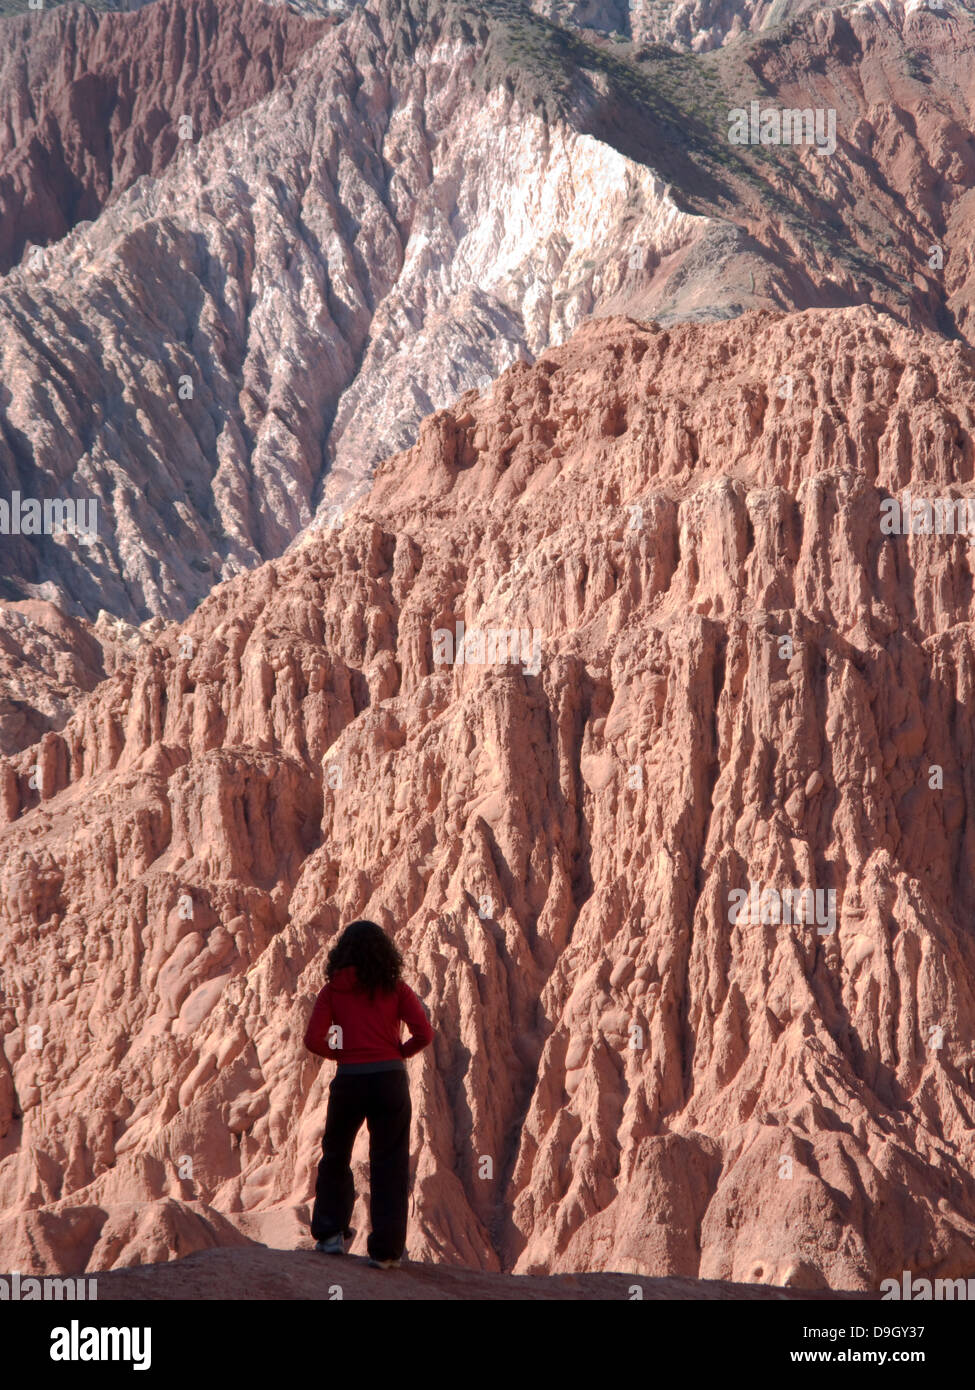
[4, 305, 975, 1287]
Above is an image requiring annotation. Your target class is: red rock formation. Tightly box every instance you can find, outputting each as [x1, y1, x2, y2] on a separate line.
[3, 306, 975, 1288]
[736, 0, 975, 344]
[0, 601, 104, 755]
[4, 0, 975, 628]
[0, 0, 718, 623]
[0, 599, 168, 756]
[0, 0, 331, 273]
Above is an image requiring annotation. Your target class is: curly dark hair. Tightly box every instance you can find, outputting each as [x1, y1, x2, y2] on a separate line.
[325, 919, 403, 996]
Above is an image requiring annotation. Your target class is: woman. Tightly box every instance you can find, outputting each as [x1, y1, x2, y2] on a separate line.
[304, 919, 433, 1268]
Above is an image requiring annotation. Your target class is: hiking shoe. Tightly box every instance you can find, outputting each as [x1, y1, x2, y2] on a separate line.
[367, 1256, 401, 1270]
[314, 1234, 347, 1255]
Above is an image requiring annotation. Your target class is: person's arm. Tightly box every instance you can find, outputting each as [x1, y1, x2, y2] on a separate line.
[397, 982, 433, 1058]
[304, 985, 340, 1058]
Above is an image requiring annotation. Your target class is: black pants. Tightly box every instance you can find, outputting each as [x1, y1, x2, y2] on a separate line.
[311, 1067, 412, 1261]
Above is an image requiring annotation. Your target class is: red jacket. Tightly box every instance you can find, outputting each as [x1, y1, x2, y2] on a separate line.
[304, 966, 433, 1063]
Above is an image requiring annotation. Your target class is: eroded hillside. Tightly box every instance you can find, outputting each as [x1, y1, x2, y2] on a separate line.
[3, 307, 975, 1286]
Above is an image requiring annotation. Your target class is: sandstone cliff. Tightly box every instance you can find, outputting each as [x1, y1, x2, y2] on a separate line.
[0, 0, 716, 627]
[3, 0, 974, 644]
[3, 306, 975, 1287]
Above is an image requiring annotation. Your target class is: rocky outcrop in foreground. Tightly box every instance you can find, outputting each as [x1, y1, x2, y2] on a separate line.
[2, 306, 975, 1289]
[93, 1240, 873, 1300]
